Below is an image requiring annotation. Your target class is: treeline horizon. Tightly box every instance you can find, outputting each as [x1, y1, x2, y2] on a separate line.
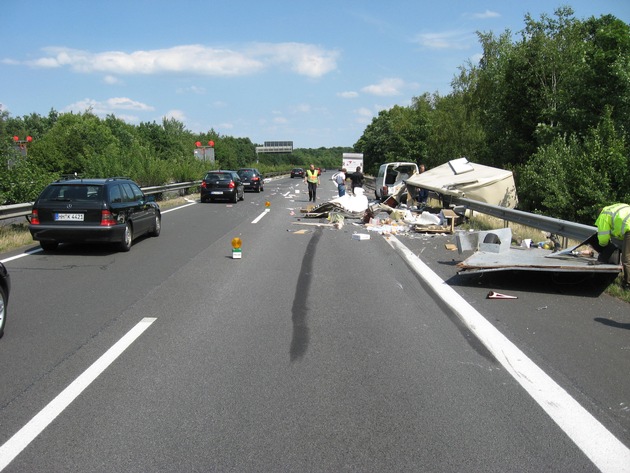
[0, 108, 351, 205]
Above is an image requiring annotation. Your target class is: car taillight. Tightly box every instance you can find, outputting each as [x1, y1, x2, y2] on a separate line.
[252, 177, 259, 181]
[100, 210, 116, 226]
[31, 209, 40, 225]
[228, 181, 235, 189]
[201, 181, 207, 189]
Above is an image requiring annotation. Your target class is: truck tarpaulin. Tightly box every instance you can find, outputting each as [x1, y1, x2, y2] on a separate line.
[405, 158, 518, 208]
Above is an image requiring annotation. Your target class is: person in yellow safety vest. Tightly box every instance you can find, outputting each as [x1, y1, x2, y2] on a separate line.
[304, 164, 320, 202]
[594, 203, 630, 288]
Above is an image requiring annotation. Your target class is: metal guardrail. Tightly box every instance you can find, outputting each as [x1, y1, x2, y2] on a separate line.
[451, 197, 597, 242]
[140, 180, 201, 196]
[0, 202, 34, 220]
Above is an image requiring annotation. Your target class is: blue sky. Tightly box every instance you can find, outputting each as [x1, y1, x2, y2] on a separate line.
[2, 1, 629, 149]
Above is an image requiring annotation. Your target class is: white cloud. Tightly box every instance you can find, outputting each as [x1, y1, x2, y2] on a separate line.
[112, 113, 140, 123]
[107, 97, 154, 111]
[164, 109, 186, 121]
[355, 107, 374, 124]
[413, 31, 474, 50]
[273, 116, 288, 124]
[64, 97, 154, 118]
[291, 103, 311, 113]
[361, 78, 405, 97]
[338, 91, 358, 99]
[22, 42, 339, 78]
[472, 10, 500, 19]
[176, 85, 206, 94]
[470, 53, 483, 64]
[250, 42, 339, 78]
[212, 100, 228, 108]
[103, 75, 121, 85]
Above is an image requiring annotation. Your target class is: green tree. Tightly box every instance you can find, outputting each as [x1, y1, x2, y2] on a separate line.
[28, 111, 118, 175]
[354, 105, 429, 174]
[518, 108, 629, 222]
[417, 92, 486, 168]
[569, 14, 630, 135]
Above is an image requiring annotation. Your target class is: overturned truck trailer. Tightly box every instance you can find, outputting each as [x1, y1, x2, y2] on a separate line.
[405, 157, 518, 209]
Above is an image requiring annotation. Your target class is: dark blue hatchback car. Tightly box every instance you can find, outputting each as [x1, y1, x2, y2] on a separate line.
[200, 170, 245, 203]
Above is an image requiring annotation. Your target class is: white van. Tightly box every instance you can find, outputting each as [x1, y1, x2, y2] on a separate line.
[374, 162, 419, 201]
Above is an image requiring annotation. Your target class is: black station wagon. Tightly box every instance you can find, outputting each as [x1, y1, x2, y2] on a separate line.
[28, 177, 161, 252]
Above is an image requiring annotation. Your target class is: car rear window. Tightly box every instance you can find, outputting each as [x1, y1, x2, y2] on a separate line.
[205, 173, 232, 181]
[39, 184, 102, 201]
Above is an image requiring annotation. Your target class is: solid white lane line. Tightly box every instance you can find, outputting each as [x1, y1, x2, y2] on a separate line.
[1, 248, 42, 263]
[0, 317, 157, 471]
[386, 235, 630, 473]
[251, 209, 270, 224]
[161, 202, 196, 213]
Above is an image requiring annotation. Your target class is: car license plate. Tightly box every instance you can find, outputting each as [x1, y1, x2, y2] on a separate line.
[54, 213, 84, 221]
[211, 191, 223, 195]
[242, 182, 250, 185]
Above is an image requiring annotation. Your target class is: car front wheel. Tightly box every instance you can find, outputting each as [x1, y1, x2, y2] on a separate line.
[120, 223, 133, 252]
[149, 213, 161, 237]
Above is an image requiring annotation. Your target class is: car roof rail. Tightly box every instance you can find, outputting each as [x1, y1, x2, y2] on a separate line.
[105, 176, 131, 181]
[57, 173, 82, 181]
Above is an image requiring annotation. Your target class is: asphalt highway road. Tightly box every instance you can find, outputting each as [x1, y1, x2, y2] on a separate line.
[0, 176, 628, 472]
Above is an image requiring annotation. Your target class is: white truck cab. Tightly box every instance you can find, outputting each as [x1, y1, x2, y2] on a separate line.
[375, 162, 419, 201]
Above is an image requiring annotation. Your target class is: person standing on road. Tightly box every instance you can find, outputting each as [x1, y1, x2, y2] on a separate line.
[304, 164, 320, 202]
[336, 168, 347, 197]
[349, 166, 364, 194]
[594, 203, 630, 288]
